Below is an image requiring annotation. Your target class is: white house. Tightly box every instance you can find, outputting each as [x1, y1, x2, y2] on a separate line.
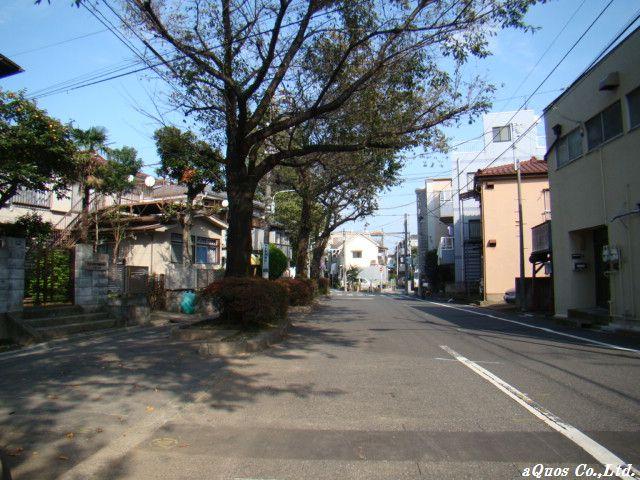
[327, 231, 388, 286]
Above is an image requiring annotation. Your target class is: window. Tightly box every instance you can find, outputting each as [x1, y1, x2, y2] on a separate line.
[628, 86, 640, 129]
[171, 233, 220, 264]
[492, 125, 511, 142]
[467, 220, 481, 241]
[194, 237, 219, 264]
[170, 233, 183, 263]
[351, 250, 362, 258]
[586, 100, 623, 150]
[556, 128, 583, 168]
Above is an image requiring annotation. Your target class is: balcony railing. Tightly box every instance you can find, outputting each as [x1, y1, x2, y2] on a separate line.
[437, 236, 454, 265]
[12, 189, 51, 208]
[439, 190, 453, 218]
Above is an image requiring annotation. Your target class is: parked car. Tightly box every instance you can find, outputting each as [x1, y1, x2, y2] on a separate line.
[504, 288, 516, 304]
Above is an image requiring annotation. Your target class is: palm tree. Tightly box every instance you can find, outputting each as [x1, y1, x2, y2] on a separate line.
[71, 126, 108, 243]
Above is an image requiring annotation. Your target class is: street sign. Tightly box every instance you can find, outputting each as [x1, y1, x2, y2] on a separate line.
[262, 243, 270, 278]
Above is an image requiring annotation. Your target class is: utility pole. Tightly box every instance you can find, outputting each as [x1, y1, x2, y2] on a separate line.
[342, 229, 347, 292]
[262, 178, 271, 279]
[457, 159, 467, 294]
[514, 133, 526, 311]
[404, 213, 410, 294]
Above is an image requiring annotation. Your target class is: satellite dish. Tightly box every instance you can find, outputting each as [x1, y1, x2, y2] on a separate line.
[127, 174, 135, 183]
[144, 176, 156, 187]
[221, 199, 229, 208]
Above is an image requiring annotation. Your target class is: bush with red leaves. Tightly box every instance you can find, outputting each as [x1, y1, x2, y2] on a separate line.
[275, 278, 316, 306]
[202, 277, 288, 328]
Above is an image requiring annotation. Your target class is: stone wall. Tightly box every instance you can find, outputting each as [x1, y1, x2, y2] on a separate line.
[74, 244, 109, 311]
[0, 237, 25, 340]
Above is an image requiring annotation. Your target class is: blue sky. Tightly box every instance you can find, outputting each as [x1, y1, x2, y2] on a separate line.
[1, 0, 638, 239]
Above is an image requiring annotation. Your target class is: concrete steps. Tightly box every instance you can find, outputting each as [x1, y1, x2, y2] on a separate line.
[22, 305, 119, 340]
[566, 307, 611, 328]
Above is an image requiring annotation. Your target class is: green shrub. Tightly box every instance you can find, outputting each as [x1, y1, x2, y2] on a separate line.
[263, 244, 288, 279]
[202, 277, 288, 328]
[276, 278, 315, 306]
[317, 277, 330, 295]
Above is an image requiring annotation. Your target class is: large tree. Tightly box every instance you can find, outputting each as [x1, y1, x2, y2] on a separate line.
[274, 149, 400, 279]
[154, 126, 225, 265]
[57, 0, 540, 276]
[0, 89, 77, 208]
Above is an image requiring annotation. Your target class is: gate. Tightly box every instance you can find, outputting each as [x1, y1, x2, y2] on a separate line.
[24, 245, 74, 306]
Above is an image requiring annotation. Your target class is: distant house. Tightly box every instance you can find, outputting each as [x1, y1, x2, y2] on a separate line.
[543, 26, 640, 327]
[416, 178, 454, 287]
[0, 171, 291, 287]
[469, 158, 550, 302]
[327, 232, 388, 286]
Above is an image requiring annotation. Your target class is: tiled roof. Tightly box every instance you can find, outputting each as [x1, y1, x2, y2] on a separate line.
[475, 157, 547, 178]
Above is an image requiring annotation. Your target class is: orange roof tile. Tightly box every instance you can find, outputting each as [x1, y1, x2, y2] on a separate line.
[475, 157, 547, 178]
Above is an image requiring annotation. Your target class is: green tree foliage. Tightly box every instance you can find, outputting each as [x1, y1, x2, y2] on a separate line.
[346, 266, 361, 286]
[109, 0, 543, 278]
[154, 126, 225, 265]
[0, 89, 77, 208]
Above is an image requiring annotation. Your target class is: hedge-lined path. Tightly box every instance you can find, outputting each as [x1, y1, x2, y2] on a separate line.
[1, 294, 639, 479]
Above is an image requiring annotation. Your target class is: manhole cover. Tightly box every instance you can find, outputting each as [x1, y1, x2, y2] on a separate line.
[150, 437, 179, 449]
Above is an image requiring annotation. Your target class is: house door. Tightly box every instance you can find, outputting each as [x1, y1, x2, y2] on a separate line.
[592, 227, 610, 309]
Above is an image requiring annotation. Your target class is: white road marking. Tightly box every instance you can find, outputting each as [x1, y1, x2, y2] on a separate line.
[422, 299, 640, 354]
[440, 345, 640, 480]
[432, 357, 503, 365]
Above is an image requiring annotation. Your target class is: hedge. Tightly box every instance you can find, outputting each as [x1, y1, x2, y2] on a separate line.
[275, 278, 315, 306]
[202, 277, 288, 328]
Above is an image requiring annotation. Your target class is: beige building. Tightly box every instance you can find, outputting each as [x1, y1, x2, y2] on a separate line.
[544, 27, 640, 326]
[470, 159, 550, 302]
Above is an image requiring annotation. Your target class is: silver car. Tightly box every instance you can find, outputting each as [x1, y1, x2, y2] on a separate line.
[504, 288, 516, 304]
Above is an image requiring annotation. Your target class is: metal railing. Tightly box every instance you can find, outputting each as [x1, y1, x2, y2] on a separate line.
[12, 189, 51, 208]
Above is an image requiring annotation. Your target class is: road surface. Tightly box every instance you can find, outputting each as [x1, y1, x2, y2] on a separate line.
[1, 293, 639, 479]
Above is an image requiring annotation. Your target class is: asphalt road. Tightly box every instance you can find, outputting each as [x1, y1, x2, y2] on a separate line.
[1, 293, 639, 480]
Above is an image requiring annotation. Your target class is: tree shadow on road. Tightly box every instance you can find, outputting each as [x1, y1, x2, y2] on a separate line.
[0, 302, 361, 479]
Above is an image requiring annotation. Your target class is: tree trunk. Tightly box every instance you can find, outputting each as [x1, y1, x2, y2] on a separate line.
[182, 207, 193, 266]
[310, 235, 330, 280]
[80, 185, 91, 244]
[225, 182, 255, 277]
[294, 194, 313, 279]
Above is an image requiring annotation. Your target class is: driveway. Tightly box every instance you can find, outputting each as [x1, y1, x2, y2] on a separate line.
[1, 293, 639, 479]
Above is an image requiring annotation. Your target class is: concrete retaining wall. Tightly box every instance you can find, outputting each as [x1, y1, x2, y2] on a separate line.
[0, 237, 26, 340]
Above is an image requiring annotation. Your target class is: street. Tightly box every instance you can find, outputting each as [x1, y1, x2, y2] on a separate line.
[1, 294, 639, 480]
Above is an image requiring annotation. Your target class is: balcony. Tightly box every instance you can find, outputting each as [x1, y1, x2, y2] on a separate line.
[439, 190, 453, 218]
[12, 189, 51, 209]
[437, 236, 454, 265]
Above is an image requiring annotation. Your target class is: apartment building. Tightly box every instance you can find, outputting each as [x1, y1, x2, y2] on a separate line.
[450, 111, 546, 292]
[544, 27, 640, 327]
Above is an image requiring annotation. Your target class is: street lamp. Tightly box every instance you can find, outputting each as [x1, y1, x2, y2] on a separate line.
[262, 189, 296, 278]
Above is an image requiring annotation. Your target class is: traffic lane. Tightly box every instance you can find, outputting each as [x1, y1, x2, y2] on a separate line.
[108, 295, 604, 479]
[398, 298, 640, 466]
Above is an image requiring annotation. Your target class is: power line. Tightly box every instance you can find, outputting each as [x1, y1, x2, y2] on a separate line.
[376, 201, 416, 210]
[8, 28, 110, 57]
[28, 4, 346, 100]
[498, 0, 587, 111]
[452, 0, 615, 184]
